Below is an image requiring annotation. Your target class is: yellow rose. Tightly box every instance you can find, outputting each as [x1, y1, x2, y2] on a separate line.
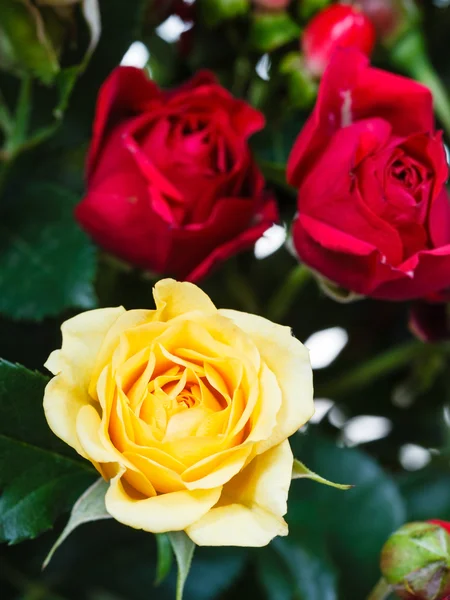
[43, 279, 314, 546]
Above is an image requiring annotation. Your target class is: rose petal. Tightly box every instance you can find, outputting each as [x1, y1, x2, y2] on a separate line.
[153, 279, 217, 319]
[181, 445, 252, 490]
[105, 472, 222, 533]
[218, 309, 314, 455]
[88, 67, 162, 177]
[43, 307, 125, 454]
[185, 440, 292, 546]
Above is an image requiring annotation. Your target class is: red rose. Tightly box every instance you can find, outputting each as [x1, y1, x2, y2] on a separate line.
[76, 68, 277, 281]
[287, 49, 450, 301]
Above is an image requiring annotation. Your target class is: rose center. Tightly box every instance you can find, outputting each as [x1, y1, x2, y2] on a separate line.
[390, 159, 420, 190]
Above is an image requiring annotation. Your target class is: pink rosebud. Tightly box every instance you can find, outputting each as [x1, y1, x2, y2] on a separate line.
[302, 4, 376, 77]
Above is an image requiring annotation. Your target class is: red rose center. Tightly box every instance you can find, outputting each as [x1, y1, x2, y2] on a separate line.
[390, 159, 422, 191]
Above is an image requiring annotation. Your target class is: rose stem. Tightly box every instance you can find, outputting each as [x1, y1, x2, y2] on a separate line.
[389, 29, 450, 138]
[225, 258, 261, 314]
[0, 76, 32, 198]
[366, 578, 392, 600]
[267, 262, 312, 322]
[316, 340, 434, 399]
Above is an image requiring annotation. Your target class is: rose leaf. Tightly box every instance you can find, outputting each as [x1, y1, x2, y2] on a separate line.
[168, 531, 196, 600]
[0, 360, 96, 544]
[43, 478, 111, 568]
[0, 183, 97, 321]
[155, 533, 174, 586]
[292, 458, 353, 490]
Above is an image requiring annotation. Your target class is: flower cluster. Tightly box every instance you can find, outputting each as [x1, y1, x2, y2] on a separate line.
[4, 1, 447, 598]
[43, 0, 450, 556]
[77, 47, 450, 302]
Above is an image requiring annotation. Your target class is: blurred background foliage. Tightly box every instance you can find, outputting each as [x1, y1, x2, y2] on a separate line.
[1, 1, 450, 600]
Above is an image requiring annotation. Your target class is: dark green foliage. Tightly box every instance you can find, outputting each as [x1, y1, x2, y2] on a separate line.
[0, 360, 95, 544]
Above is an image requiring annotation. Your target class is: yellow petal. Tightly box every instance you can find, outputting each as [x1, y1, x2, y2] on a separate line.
[164, 406, 209, 441]
[43, 308, 125, 453]
[76, 404, 137, 472]
[123, 451, 184, 493]
[182, 444, 252, 490]
[245, 363, 281, 443]
[185, 440, 293, 547]
[76, 404, 117, 463]
[89, 310, 154, 399]
[44, 307, 126, 380]
[123, 467, 157, 497]
[105, 472, 222, 533]
[218, 310, 314, 455]
[153, 279, 216, 320]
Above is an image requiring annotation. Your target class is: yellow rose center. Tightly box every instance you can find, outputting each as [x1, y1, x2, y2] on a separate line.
[90, 317, 262, 495]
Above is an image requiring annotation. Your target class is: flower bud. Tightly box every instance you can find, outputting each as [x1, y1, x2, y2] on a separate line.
[0, 0, 98, 84]
[380, 522, 450, 600]
[355, 0, 420, 43]
[302, 4, 376, 78]
[429, 521, 450, 534]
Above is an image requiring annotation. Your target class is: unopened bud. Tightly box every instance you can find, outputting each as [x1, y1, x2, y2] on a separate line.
[302, 4, 376, 78]
[0, 0, 99, 84]
[380, 522, 450, 600]
[355, 0, 420, 45]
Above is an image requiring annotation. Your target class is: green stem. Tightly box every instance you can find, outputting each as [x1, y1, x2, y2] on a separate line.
[267, 263, 311, 322]
[258, 159, 297, 195]
[367, 578, 392, 600]
[225, 259, 261, 314]
[232, 55, 252, 98]
[0, 76, 32, 198]
[317, 340, 427, 398]
[6, 75, 32, 154]
[390, 29, 450, 138]
[0, 90, 13, 137]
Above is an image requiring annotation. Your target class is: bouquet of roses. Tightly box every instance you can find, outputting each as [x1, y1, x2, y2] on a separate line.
[2, 1, 450, 600]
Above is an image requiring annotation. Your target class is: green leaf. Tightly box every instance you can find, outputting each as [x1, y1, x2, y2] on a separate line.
[43, 478, 110, 568]
[0, 183, 97, 320]
[0, 1, 59, 84]
[256, 538, 338, 600]
[0, 360, 96, 544]
[168, 531, 196, 600]
[292, 458, 353, 490]
[252, 116, 305, 167]
[288, 433, 406, 598]
[257, 160, 296, 196]
[250, 11, 301, 53]
[155, 533, 174, 586]
[199, 0, 250, 28]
